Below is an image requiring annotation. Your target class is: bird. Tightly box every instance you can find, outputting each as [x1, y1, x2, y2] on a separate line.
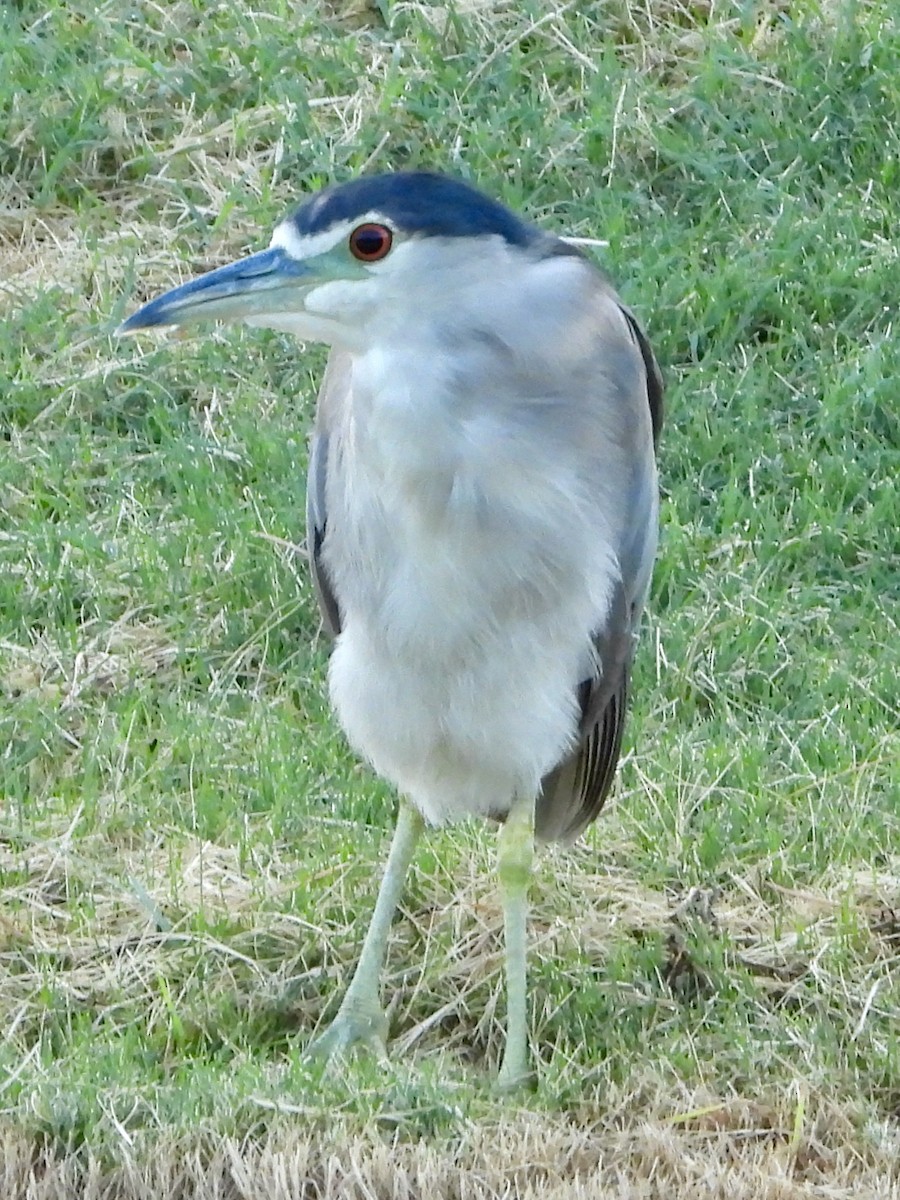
[119, 170, 663, 1089]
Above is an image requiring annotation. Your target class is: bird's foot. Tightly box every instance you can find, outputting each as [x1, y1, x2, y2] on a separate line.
[495, 1064, 538, 1095]
[495, 1044, 537, 1094]
[305, 1001, 390, 1068]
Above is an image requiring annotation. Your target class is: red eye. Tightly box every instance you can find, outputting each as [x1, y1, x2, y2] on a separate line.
[349, 223, 393, 262]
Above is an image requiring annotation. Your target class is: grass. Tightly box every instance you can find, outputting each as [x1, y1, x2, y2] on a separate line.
[1, 0, 899, 1194]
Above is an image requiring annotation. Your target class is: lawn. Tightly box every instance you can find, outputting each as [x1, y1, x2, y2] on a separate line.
[1, 1, 898, 1196]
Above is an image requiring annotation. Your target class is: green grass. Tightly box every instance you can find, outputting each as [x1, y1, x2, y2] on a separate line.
[1, 1, 899, 1195]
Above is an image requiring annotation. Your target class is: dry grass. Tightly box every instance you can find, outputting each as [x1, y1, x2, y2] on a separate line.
[4, 806, 900, 1193]
[3, 1093, 900, 1199]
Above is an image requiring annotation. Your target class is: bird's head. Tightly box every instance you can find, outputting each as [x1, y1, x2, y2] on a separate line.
[119, 172, 570, 352]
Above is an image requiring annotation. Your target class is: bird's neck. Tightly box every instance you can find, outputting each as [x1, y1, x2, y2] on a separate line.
[347, 340, 478, 499]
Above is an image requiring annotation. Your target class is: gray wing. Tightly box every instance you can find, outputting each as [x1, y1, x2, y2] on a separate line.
[305, 352, 347, 638]
[620, 304, 664, 450]
[535, 297, 663, 845]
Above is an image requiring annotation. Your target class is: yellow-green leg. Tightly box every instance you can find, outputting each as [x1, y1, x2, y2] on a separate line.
[306, 800, 424, 1064]
[496, 792, 536, 1090]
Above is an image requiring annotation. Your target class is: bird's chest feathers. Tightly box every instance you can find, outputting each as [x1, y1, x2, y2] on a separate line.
[332, 347, 573, 648]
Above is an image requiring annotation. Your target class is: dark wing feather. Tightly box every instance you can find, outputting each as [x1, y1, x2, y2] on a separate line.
[620, 304, 664, 448]
[306, 431, 341, 637]
[535, 581, 632, 844]
[305, 352, 354, 638]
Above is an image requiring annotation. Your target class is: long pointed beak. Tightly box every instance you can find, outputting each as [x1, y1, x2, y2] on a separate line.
[118, 246, 316, 333]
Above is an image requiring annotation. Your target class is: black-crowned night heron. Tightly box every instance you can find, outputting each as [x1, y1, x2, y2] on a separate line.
[120, 171, 663, 1089]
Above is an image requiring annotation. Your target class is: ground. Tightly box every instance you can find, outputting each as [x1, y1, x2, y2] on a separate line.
[1, 1, 899, 1196]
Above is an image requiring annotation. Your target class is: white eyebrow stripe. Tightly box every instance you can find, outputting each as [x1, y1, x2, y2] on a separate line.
[270, 211, 395, 260]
